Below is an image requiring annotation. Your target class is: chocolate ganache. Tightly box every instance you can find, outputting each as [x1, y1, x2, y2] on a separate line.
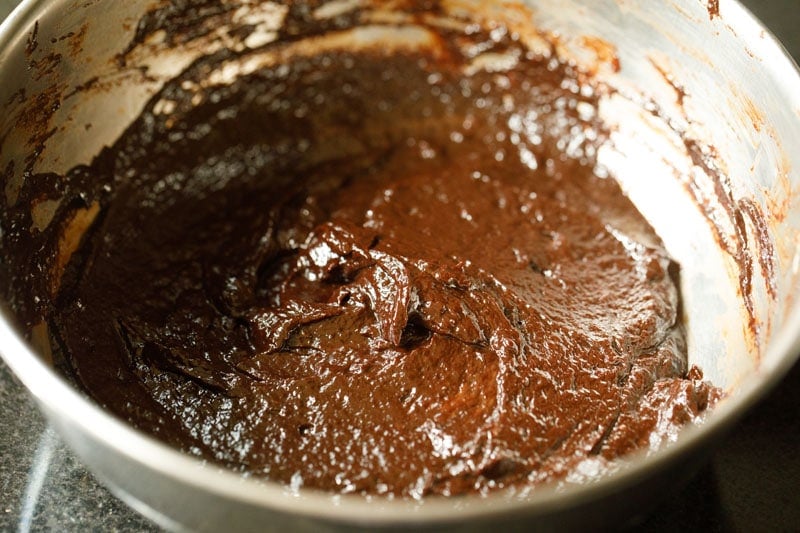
[5, 3, 721, 497]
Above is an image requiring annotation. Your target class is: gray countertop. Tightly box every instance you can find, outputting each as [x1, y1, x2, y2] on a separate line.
[1, 1, 799, 531]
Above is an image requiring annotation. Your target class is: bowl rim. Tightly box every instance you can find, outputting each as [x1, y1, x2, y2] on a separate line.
[1, 0, 799, 526]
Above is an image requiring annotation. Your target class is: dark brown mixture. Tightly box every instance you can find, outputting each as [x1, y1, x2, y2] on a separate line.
[3, 7, 721, 497]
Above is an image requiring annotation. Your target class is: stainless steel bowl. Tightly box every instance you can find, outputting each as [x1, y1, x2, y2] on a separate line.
[1, 0, 799, 530]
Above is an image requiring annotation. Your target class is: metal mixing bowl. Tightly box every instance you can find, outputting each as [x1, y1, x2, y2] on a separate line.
[0, 0, 799, 530]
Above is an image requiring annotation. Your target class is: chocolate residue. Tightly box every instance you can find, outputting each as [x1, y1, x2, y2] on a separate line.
[117, 0, 295, 67]
[28, 52, 63, 81]
[1, 18, 67, 209]
[707, 0, 720, 20]
[633, 65, 775, 341]
[5, 88, 26, 107]
[681, 137, 764, 336]
[25, 20, 39, 56]
[579, 35, 621, 74]
[0, 2, 724, 498]
[649, 58, 688, 109]
[739, 198, 777, 300]
[67, 24, 88, 57]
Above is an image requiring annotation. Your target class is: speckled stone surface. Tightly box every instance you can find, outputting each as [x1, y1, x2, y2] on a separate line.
[0, 368, 158, 532]
[0, 1, 798, 531]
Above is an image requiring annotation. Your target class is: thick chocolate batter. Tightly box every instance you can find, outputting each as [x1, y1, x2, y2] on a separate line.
[5, 4, 721, 497]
